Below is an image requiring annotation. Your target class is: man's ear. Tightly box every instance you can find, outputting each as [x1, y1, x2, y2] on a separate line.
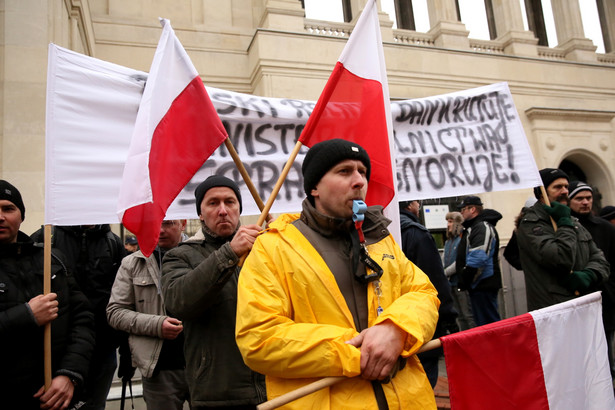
[311, 187, 319, 199]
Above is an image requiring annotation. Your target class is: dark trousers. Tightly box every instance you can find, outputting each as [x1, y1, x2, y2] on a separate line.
[469, 289, 501, 326]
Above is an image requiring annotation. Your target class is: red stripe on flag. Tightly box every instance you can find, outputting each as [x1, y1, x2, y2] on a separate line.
[122, 76, 227, 256]
[299, 62, 394, 208]
[441, 313, 549, 410]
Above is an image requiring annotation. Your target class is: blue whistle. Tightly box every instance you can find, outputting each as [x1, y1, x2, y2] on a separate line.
[352, 200, 367, 222]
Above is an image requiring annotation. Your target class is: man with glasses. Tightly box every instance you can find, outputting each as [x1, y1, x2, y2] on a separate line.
[455, 196, 503, 326]
[107, 219, 189, 410]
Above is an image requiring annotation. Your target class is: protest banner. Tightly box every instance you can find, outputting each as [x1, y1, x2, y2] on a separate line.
[46, 45, 541, 225]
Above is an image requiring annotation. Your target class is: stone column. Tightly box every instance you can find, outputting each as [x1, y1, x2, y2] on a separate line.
[550, 0, 597, 62]
[426, 0, 469, 50]
[490, 0, 538, 56]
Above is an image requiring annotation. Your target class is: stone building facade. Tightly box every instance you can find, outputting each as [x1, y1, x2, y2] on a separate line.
[2, 0, 614, 242]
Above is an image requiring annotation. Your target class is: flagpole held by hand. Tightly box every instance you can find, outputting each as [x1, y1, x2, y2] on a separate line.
[43, 225, 52, 390]
[256, 338, 443, 410]
[238, 140, 303, 266]
[223, 137, 267, 213]
[539, 185, 558, 232]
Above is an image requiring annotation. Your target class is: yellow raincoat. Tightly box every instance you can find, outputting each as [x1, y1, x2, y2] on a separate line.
[236, 213, 440, 409]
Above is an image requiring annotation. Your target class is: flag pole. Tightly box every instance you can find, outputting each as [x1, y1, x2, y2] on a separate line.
[539, 185, 558, 231]
[238, 140, 303, 266]
[223, 137, 267, 212]
[43, 224, 52, 390]
[256, 338, 442, 410]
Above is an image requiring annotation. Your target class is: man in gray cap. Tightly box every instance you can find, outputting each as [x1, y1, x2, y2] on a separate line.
[161, 175, 266, 409]
[568, 180, 615, 380]
[516, 169, 609, 311]
[235, 139, 440, 409]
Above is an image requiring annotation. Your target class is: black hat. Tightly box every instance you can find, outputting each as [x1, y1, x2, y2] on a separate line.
[457, 196, 483, 210]
[125, 236, 138, 246]
[0, 180, 25, 221]
[534, 168, 569, 199]
[194, 175, 242, 215]
[568, 181, 592, 200]
[599, 206, 615, 221]
[302, 139, 371, 200]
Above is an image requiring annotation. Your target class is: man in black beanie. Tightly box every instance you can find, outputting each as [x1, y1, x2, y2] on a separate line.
[516, 169, 608, 310]
[161, 175, 266, 409]
[568, 181, 615, 381]
[235, 140, 440, 409]
[0, 180, 95, 409]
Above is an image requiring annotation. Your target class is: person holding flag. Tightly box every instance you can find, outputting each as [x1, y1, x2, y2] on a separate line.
[0, 180, 95, 409]
[235, 140, 440, 409]
[516, 168, 609, 311]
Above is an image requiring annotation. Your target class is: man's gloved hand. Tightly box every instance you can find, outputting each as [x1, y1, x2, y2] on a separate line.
[565, 269, 597, 292]
[118, 338, 135, 382]
[542, 202, 574, 227]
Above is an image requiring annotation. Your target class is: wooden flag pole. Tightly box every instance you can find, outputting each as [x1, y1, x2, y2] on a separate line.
[238, 141, 303, 266]
[43, 224, 52, 390]
[224, 138, 266, 212]
[256, 338, 443, 410]
[539, 185, 558, 231]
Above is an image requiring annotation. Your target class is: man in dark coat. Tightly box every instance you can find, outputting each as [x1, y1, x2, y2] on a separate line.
[568, 180, 615, 380]
[399, 201, 457, 387]
[516, 168, 608, 311]
[0, 180, 95, 409]
[455, 196, 503, 326]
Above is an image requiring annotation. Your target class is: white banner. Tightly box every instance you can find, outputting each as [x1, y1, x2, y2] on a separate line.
[45, 44, 541, 225]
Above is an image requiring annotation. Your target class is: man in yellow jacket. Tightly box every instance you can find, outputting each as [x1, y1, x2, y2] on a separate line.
[236, 139, 440, 409]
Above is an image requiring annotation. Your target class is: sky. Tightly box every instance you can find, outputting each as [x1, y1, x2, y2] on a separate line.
[304, 0, 605, 54]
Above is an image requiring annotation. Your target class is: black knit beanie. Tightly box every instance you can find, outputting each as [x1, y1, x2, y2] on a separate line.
[568, 181, 592, 200]
[194, 175, 242, 215]
[302, 139, 371, 200]
[534, 168, 569, 199]
[0, 180, 25, 220]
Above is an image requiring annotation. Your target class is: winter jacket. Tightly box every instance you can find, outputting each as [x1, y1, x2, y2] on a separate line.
[456, 209, 503, 292]
[570, 211, 615, 329]
[236, 208, 440, 410]
[0, 231, 95, 408]
[161, 229, 266, 408]
[31, 225, 125, 349]
[444, 236, 461, 285]
[106, 250, 169, 377]
[399, 209, 457, 343]
[517, 202, 609, 311]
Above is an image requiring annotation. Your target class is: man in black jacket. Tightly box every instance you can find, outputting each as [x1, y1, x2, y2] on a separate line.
[568, 180, 615, 380]
[455, 196, 502, 326]
[0, 180, 95, 409]
[399, 200, 457, 387]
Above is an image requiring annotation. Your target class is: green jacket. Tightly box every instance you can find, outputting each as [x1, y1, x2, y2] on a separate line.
[517, 202, 609, 311]
[161, 229, 266, 408]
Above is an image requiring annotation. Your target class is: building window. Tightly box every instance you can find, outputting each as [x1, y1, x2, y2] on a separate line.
[383, 0, 430, 32]
[458, 0, 491, 40]
[302, 0, 346, 22]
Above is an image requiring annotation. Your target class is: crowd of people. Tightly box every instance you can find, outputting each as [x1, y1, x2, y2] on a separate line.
[1, 141, 614, 409]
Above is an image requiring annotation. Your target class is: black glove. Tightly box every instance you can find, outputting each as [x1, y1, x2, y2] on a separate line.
[458, 266, 477, 291]
[117, 338, 135, 382]
[564, 269, 597, 292]
[542, 202, 573, 227]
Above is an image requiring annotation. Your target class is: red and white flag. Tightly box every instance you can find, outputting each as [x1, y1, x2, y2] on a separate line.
[441, 292, 615, 410]
[117, 19, 227, 256]
[298, 0, 395, 210]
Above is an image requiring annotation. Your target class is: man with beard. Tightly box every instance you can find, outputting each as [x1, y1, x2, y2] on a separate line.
[161, 176, 266, 409]
[516, 168, 609, 311]
[567, 181, 615, 380]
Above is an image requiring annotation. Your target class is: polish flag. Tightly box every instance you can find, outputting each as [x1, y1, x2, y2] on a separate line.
[298, 0, 395, 210]
[117, 19, 227, 257]
[441, 292, 615, 409]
